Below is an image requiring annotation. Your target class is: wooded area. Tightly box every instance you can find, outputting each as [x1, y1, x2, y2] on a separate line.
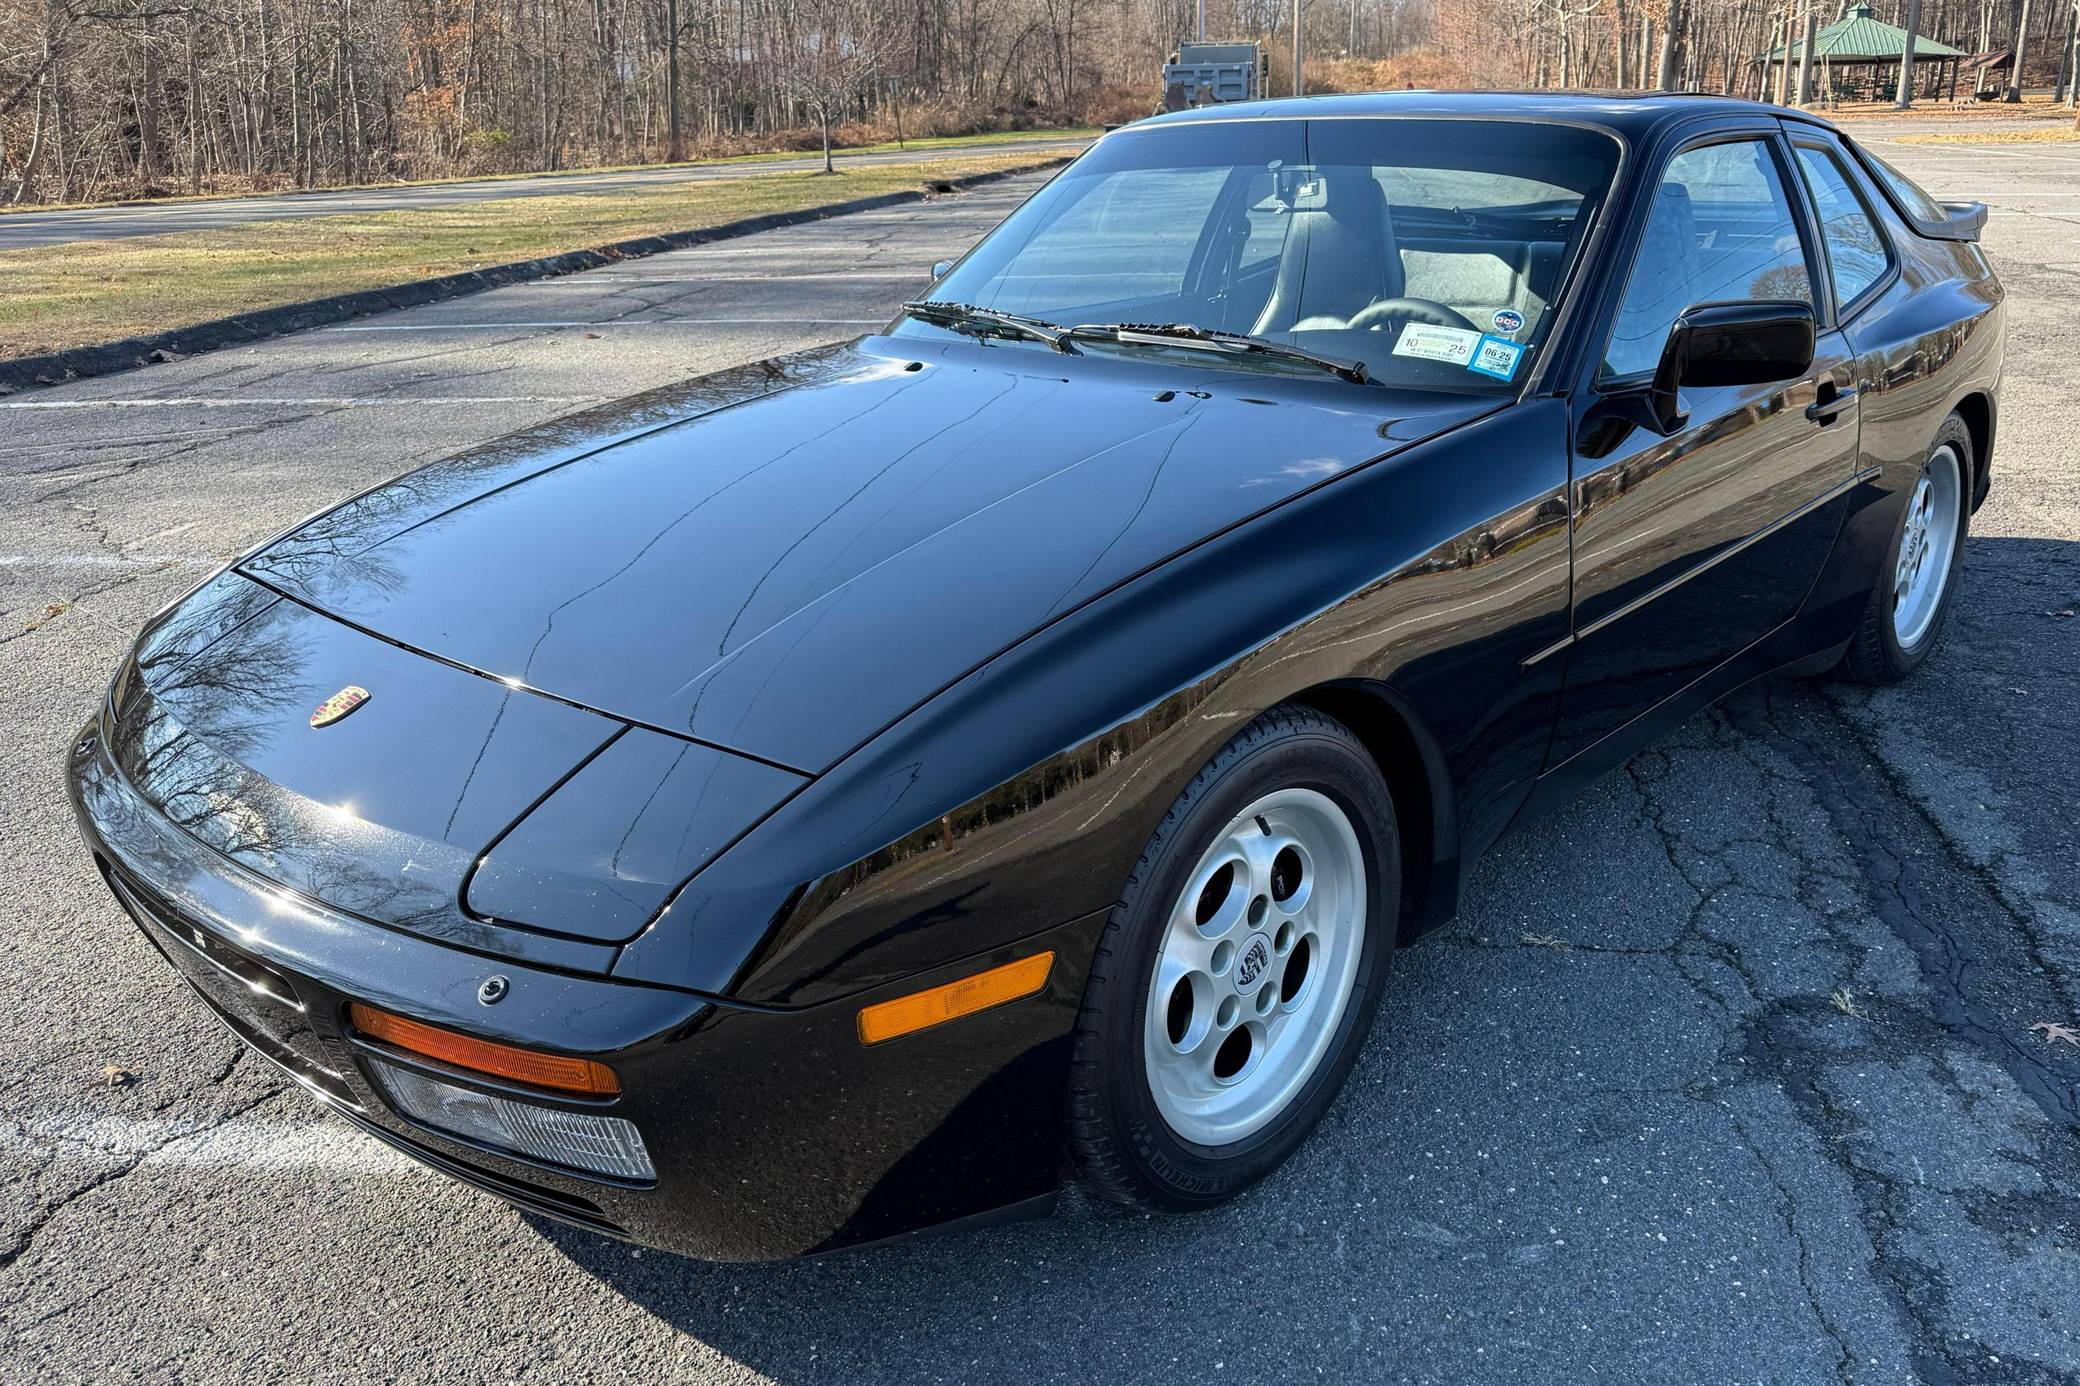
[0, 0, 2069, 205]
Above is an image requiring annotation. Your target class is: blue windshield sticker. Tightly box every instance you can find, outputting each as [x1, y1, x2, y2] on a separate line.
[1468, 335, 1524, 382]
[1491, 308, 1524, 335]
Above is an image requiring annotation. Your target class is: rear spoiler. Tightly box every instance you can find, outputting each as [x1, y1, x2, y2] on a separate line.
[1917, 200, 1987, 243]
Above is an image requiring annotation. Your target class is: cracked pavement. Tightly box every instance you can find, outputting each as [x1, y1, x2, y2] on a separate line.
[1, 139, 2077, 1383]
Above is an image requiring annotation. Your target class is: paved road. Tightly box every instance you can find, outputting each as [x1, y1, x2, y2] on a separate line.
[0, 136, 1093, 250]
[2, 143, 2077, 1383]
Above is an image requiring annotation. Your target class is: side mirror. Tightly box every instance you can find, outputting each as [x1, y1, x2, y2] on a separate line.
[1646, 300, 1815, 432]
[931, 259, 954, 281]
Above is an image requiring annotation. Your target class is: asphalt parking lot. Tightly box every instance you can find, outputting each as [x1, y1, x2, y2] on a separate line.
[2, 135, 2077, 1383]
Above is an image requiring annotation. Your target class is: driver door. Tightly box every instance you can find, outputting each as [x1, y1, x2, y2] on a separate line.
[1550, 131, 1861, 765]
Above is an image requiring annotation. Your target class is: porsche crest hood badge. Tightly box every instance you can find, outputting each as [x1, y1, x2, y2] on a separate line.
[310, 685, 370, 728]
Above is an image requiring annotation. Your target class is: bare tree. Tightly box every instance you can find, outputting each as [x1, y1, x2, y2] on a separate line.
[774, 0, 890, 174]
[0, 0, 2016, 205]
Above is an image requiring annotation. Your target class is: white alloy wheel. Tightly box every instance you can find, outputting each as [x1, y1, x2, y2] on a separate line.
[1891, 442, 1963, 652]
[1142, 787, 1367, 1146]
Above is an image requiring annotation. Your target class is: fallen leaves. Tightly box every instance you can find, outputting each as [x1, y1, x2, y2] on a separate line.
[20, 601, 68, 634]
[100, 1065, 140, 1088]
[2028, 1021, 2078, 1047]
[1831, 988, 1862, 1018]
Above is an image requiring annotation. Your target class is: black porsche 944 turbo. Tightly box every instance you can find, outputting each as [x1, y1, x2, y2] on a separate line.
[71, 92, 2001, 1261]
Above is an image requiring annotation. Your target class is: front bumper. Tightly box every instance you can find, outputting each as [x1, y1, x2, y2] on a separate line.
[68, 721, 1103, 1262]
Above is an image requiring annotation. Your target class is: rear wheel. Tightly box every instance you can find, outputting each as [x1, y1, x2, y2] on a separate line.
[1066, 706, 1398, 1211]
[1838, 414, 1971, 685]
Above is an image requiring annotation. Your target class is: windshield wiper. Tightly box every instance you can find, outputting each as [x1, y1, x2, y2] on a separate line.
[898, 301, 1079, 354]
[1068, 322, 1369, 386]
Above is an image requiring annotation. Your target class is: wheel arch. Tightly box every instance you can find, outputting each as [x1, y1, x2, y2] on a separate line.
[1287, 679, 1461, 944]
[1951, 389, 1994, 511]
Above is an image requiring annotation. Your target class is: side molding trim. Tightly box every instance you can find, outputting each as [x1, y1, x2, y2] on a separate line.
[1523, 464, 1881, 670]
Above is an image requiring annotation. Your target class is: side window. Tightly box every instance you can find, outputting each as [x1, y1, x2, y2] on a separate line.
[1793, 143, 1892, 310]
[1601, 139, 1814, 381]
[1862, 147, 1946, 222]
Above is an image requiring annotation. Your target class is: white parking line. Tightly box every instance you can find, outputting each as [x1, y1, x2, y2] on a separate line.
[0, 396, 605, 409]
[320, 319, 884, 331]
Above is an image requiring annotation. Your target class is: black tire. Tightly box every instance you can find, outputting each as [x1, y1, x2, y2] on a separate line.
[1065, 705, 1399, 1211]
[1837, 413, 1973, 685]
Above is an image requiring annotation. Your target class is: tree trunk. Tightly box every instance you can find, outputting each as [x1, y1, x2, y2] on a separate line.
[1792, 2, 1814, 103]
[186, 6, 202, 191]
[138, 9, 163, 182]
[2009, 0, 2035, 99]
[1614, 0, 1630, 93]
[1897, 0, 1924, 106]
[665, 0, 683, 160]
[1655, 0, 1682, 91]
[2055, 0, 2077, 102]
[14, 81, 47, 204]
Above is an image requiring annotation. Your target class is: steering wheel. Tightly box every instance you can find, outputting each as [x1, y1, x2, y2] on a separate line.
[1344, 298, 1482, 334]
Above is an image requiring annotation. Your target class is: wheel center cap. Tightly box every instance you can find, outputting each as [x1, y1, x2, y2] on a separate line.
[1233, 932, 1275, 994]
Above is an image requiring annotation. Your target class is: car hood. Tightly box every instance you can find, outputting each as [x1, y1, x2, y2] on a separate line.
[241, 337, 1497, 773]
[111, 575, 806, 961]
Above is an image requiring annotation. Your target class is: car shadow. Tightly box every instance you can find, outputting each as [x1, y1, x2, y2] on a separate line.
[528, 533, 2080, 1383]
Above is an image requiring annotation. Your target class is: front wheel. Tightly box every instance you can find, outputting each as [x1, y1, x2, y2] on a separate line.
[1838, 414, 1972, 684]
[1065, 706, 1398, 1211]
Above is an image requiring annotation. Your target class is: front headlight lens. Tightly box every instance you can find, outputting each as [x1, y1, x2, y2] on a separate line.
[367, 1058, 655, 1182]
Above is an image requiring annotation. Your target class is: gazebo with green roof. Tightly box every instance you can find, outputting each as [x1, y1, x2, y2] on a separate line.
[1757, 3, 1968, 104]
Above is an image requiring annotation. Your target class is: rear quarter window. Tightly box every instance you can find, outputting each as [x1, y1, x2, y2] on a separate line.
[1859, 145, 1947, 223]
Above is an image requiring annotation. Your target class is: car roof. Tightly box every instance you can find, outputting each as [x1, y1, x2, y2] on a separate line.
[1129, 90, 1839, 142]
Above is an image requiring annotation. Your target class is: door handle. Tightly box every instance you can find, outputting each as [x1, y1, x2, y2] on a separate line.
[1805, 385, 1858, 424]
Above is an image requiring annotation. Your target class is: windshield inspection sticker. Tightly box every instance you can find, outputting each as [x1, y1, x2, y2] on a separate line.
[1491, 308, 1524, 335]
[1468, 334, 1525, 382]
[1391, 325, 1480, 366]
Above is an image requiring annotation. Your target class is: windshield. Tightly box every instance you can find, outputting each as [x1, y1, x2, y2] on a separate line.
[904, 117, 1623, 393]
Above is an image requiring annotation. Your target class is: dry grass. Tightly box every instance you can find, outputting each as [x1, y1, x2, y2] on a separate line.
[1895, 124, 2080, 145]
[0, 153, 1063, 361]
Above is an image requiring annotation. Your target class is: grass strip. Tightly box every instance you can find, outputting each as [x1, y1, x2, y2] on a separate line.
[1894, 126, 2080, 146]
[0, 153, 1057, 359]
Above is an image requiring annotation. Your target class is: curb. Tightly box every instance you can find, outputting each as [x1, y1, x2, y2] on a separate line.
[0, 158, 1069, 396]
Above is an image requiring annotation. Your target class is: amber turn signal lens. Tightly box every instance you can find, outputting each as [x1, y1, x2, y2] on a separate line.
[857, 952, 1055, 1046]
[347, 1003, 620, 1096]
